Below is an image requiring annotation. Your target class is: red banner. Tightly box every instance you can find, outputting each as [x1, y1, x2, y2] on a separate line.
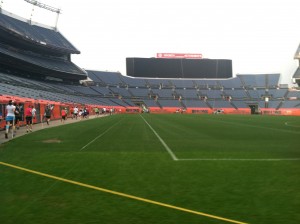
[156, 53, 202, 59]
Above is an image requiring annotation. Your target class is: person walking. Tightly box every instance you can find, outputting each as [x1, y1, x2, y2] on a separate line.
[14, 102, 21, 130]
[5, 100, 16, 139]
[25, 105, 33, 133]
[61, 107, 67, 123]
[73, 106, 79, 120]
[70, 106, 74, 119]
[31, 106, 36, 122]
[44, 104, 52, 125]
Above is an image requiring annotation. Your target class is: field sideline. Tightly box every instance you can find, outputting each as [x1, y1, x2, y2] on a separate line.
[1, 114, 300, 224]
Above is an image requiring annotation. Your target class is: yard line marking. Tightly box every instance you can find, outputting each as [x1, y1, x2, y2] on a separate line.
[140, 115, 178, 161]
[205, 118, 300, 134]
[0, 161, 247, 224]
[284, 122, 300, 128]
[178, 158, 300, 161]
[80, 119, 122, 151]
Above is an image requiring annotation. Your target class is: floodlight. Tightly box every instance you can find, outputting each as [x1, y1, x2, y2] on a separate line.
[24, 0, 60, 13]
[24, 0, 61, 29]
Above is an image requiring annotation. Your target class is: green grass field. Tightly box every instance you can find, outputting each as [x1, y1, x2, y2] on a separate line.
[1, 114, 300, 224]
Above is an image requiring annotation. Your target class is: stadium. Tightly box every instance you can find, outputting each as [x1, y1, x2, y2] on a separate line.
[0, 1, 300, 224]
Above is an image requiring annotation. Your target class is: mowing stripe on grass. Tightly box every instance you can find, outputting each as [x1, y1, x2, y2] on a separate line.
[0, 161, 247, 224]
[140, 115, 178, 161]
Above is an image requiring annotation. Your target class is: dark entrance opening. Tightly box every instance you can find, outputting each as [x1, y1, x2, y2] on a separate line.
[248, 104, 260, 115]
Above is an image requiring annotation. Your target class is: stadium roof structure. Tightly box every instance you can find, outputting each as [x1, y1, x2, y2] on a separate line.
[0, 9, 87, 82]
[293, 67, 300, 79]
[0, 43, 86, 77]
[293, 43, 300, 86]
[0, 10, 80, 54]
[294, 43, 300, 60]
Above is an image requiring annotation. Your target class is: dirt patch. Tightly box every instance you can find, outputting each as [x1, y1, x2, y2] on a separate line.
[42, 139, 61, 143]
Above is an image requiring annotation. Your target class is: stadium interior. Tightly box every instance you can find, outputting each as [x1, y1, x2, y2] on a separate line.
[0, 8, 300, 119]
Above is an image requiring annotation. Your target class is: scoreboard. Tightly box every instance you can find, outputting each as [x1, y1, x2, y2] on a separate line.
[126, 57, 232, 79]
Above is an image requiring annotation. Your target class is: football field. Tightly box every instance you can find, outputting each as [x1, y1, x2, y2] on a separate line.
[1, 114, 300, 224]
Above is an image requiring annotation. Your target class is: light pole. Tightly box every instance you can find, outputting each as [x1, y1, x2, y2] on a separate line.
[24, 0, 61, 30]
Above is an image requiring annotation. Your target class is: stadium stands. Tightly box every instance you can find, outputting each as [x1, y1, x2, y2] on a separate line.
[88, 70, 124, 86]
[2, 68, 300, 113]
[0, 11, 79, 53]
[121, 76, 147, 88]
[0, 9, 299, 116]
[175, 89, 199, 99]
[0, 43, 84, 75]
[0, 10, 86, 82]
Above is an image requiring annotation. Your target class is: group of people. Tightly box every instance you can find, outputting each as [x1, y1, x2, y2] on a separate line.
[69, 106, 90, 120]
[4, 101, 66, 139]
[4, 100, 36, 139]
[4, 102, 113, 139]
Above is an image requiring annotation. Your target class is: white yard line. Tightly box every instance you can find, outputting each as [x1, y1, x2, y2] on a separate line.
[178, 158, 300, 161]
[215, 119, 300, 134]
[80, 119, 122, 151]
[140, 115, 178, 161]
[140, 115, 300, 162]
[284, 122, 300, 128]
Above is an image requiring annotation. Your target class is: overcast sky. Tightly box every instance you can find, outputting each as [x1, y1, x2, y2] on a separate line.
[2, 0, 300, 85]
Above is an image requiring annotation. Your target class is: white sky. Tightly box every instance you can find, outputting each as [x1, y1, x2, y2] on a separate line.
[1, 0, 299, 85]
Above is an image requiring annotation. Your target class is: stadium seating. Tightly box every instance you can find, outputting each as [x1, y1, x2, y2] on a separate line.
[1, 70, 299, 112]
[0, 10, 299, 115]
[0, 12, 79, 53]
[121, 76, 147, 88]
[88, 70, 124, 86]
[175, 89, 199, 99]
[151, 89, 174, 98]
[171, 79, 195, 88]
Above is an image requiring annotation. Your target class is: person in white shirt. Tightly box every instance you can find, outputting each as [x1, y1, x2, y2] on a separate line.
[31, 106, 37, 124]
[5, 100, 16, 139]
[31, 107, 36, 117]
[73, 106, 79, 119]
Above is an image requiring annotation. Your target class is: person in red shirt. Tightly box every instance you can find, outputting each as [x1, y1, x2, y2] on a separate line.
[70, 107, 74, 119]
[61, 108, 67, 123]
[25, 105, 33, 132]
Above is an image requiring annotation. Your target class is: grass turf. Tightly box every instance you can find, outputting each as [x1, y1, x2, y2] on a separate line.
[0, 114, 300, 224]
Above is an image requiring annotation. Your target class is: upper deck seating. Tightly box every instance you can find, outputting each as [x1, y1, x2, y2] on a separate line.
[194, 79, 219, 89]
[175, 89, 198, 98]
[146, 78, 173, 88]
[199, 90, 223, 99]
[219, 77, 243, 88]
[238, 75, 257, 87]
[88, 70, 124, 86]
[151, 89, 174, 98]
[110, 87, 132, 97]
[171, 79, 195, 88]
[0, 12, 79, 53]
[128, 88, 150, 97]
[89, 86, 113, 96]
[121, 76, 147, 87]
[223, 89, 248, 99]
[267, 74, 280, 87]
[0, 43, 86, 76]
